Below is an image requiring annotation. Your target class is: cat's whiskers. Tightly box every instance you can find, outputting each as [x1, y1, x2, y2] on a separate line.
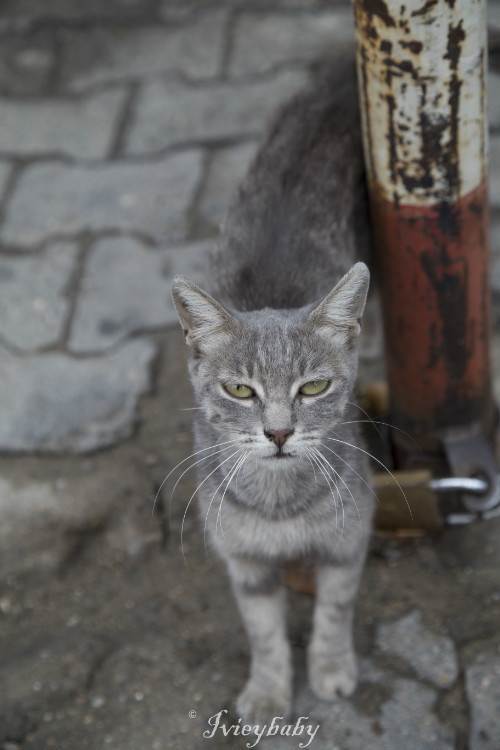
[151, 438, 241, 517]
[215, 451, 251, 544]
[343, 404, 422, 452]
[310, 448, 346, 532]
[304, 450, 319, 493]
[318, 440, 377, 508]
[323, 436, 413, 520]
[306, 448, 341, 533]
[235, 447, 253, 496]
[202, 449, 247, 556]
[315, 446, 361, 523]
[345, 400, 385, 442]
[167, 443, 243, 525]
[180, 447, 245, 567]
[296, 449, 307, 477]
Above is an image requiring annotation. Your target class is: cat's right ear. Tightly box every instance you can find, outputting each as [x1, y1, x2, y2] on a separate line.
[171, 275, 238, 355]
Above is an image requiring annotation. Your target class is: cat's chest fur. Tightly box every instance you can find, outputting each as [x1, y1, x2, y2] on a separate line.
[205, 486, 368, 563]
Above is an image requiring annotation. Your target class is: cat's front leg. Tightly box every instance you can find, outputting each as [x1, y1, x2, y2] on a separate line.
[308, 561, 363, 701]
[227, 557, 292, 724]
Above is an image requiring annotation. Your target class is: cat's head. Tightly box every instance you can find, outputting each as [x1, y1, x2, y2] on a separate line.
[172, 263, 369, 463]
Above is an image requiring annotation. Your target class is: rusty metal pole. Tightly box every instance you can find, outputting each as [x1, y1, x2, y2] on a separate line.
[352, 0, 499, 517]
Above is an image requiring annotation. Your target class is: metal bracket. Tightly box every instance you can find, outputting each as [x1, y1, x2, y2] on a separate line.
[442, 423, 500, 523]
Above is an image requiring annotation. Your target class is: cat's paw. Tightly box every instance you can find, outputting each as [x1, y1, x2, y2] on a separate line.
[308, 650, 357, 701]
[236, 681, 291, 725]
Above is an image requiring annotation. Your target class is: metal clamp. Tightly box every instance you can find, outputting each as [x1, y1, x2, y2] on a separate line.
[430, 474, 500, 525]
[439, 422, 500, 524]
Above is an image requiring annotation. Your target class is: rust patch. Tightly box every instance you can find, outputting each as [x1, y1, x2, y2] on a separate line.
[364, 22, 379, 40]
[383, 56, 418, 77]
[385, 18, 466, 203]
[418, 106, 446, 189]
[436, 200, 459, 237]
[420, 244, 469, 383]
[444, 20, 466, 71]
[446, 73, 462, 195]
[399, 39, 423, 54]
[444, 21, 466, 197]
[390, 81, 445, 197]
[386, 94, 398, 184]
[361, 0, 396, 27]
[411, 0, 439, 17]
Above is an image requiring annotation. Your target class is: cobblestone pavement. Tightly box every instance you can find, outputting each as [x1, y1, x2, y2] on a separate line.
[1, 1, 500, 749]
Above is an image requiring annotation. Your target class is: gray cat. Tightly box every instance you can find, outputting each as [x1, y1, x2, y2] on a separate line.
[171, 55, 373, 724]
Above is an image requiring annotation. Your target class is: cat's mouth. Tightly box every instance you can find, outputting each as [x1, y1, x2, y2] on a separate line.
[268, 451, 294, 459]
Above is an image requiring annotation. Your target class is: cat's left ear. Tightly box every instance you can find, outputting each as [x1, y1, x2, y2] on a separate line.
[172, 275, 238, 355]
[308, 262, 370, 339]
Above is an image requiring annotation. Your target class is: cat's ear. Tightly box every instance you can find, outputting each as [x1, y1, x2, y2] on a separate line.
[308, 262, 370, 339]
[172, 275, 238, 354]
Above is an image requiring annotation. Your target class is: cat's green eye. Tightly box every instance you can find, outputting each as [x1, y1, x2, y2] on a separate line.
[224, 383, 254, 399]
[299, 379, 329, 396]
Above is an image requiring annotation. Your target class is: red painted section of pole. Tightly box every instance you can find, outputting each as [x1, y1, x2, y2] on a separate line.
[372, 179, 493, 452]
[352, 0, 495, 461]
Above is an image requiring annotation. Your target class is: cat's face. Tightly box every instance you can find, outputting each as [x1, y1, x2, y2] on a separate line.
[172, 263, 369, 464]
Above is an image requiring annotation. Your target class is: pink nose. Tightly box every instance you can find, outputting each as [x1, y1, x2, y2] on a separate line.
[264, 428, 294, 448]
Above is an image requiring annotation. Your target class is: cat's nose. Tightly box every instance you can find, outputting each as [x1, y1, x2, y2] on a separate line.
[264, 428, 294, 448]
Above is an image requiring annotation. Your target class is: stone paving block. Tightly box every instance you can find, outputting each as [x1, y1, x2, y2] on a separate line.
[375, 679, 455, 750]
[0, 89, 126, 159]
[0, 475, 108, 577]
[375, 609, 459, 688]
[166, 237, 215, 282]
[466, 647, 500, 750]
[0, 31, 54, 95]
[0, 339, 156, 453]
[0, 161, 12, 198]
[229, 10, 354, 76]
[69, 236, 213, 352]
[161, 0, 349, 19]
[0, 0, 155, 29]
[0, 468, 161, 580]
[59, 12, 227, 92]
[0, 241, 78, 351]
[284, 676, 455, 750]
[1, 150, 203, 247]
[198, 141, 258, 227]
[125, 70, 309, 154]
